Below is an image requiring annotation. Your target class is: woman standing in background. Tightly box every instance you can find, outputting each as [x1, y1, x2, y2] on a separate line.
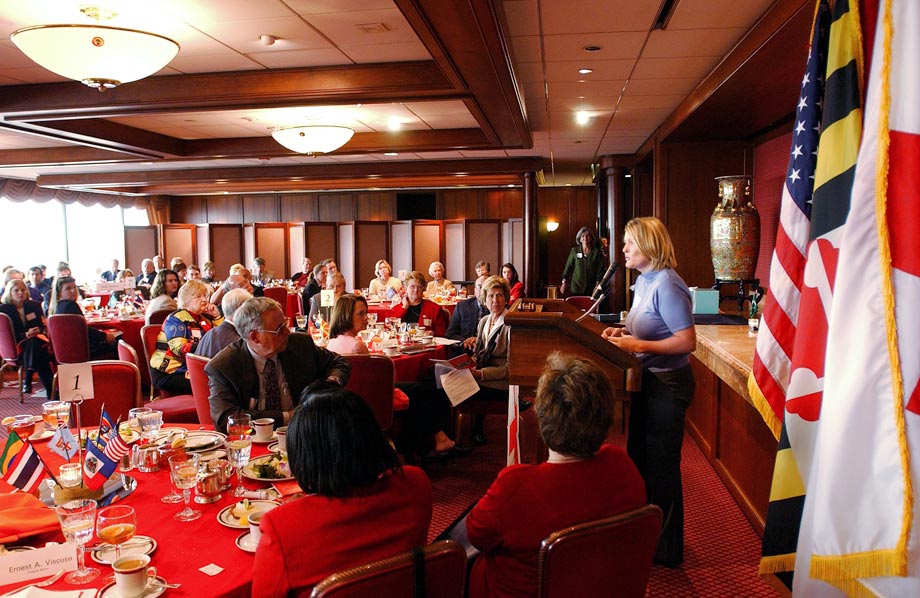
[560, 226, 605, 296]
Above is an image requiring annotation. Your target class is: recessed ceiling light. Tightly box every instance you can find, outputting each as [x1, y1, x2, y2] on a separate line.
[565, 183, 572, 186]
[384, 152, 398, 156]
[625, 174, 633, 178]
[387, 118, 402, 131]
[583, 45, 602, 52]
[576, 111, 590, 125]
[578, 68, 593, 75]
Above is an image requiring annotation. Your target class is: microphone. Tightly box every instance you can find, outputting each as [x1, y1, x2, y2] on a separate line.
[589, 262, 619, 302]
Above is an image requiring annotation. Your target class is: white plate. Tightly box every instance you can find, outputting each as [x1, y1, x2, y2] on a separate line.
[216, 500, 280, 529]
[242, 454, 294, 482]
[266, 442, 282, 453]
[91, 535, 157, 564]
[97, 576, 168, 598]
[198, 449, 226, 462]
[235, 531, 258, 553]
[182, 430, 227, 452]
[251, 435, 275, 445]
[28, 429, 54, 441]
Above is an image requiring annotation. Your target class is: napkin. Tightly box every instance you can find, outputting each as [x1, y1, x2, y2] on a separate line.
[271, 480, 303, 497]
[0, 493, 59, 544]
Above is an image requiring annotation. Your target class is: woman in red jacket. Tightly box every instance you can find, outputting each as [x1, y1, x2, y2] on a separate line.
[252, 387, 432, 597]
[390, 271, 449, 337]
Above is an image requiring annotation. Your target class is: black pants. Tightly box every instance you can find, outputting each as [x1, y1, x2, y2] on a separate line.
[627, 365, 694, 566]
[21, 337, 54, 393]
[394, 381, 452, 455]
[151, 369, 192, 395]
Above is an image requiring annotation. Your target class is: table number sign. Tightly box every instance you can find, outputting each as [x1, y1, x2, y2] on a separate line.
[320, 289, 334, 307]
[0, 543, 76, 585]
[57, 363, 95, 403]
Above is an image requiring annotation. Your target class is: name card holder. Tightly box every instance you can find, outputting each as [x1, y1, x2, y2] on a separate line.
[0, 543, 77, 586]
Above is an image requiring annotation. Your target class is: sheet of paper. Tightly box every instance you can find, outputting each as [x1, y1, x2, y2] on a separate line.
[433, 337, 461, 346]
[439, 368, 479, 406]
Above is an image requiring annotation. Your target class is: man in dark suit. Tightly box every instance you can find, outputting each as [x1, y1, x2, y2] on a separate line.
[445, 275, 488, 351]
[100, 259, 120, 282]
[195, 288, 252, 359]
[136, 259, 156, 286]
[206, 297, 351, 433]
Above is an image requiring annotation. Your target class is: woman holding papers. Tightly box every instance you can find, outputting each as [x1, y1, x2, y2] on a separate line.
[602, 216, 696, 568]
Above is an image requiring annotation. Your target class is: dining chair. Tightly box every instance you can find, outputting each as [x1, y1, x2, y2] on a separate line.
[536, 504, 662, 598]
[73, 360, 143, 426]
[186, 353, 213, 426]
[0, 312, 25, 403]
[137, 327, 198, 424]
[263, 286, 292, 324]
[309, 540, 467, 598]
[564, 295, 595, 311]
[46, 313, 93, 400]
[343, 354, 395, 430]
[147, 309, 173, 326]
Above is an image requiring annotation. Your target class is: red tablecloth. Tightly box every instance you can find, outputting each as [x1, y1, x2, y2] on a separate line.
[390, 345, 446, 382]
[1, 426, 274, 598]
[367, 302, 457, 321]
[89, 315, 146, 361]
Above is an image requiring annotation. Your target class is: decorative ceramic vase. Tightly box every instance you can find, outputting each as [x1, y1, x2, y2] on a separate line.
[710, 175, 759, 280]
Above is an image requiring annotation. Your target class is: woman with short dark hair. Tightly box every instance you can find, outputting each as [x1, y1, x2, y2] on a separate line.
[465, 353, 646, 598]
[252, 388, 432, 597]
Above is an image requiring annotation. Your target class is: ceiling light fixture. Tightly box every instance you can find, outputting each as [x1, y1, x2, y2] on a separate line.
[578, 68, 593, 74]
[576, 111, 590, 125]
[10, 5, 179, 91]
[272, 125, 355, 156]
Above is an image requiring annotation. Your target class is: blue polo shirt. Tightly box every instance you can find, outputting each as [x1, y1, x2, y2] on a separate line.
[624, 268, 694, 371]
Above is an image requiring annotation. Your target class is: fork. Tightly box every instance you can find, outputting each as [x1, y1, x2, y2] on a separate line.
[0, 570, 65, 597]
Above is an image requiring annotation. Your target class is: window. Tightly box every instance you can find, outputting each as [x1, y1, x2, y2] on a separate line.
[0, 198, 66, 274]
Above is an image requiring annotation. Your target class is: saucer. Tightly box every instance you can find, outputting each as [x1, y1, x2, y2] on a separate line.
[266, 442, 282, 453]
[98, 576, 168, 598]
[235, 531, 259, 553]
[251, 435, 275, 444]
[29, 429, 54, 441]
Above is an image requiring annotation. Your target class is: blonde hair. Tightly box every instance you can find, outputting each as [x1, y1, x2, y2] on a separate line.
[624, 217, 677, 271]
[480, 275, 510, 305]
[374, 260, 391, 277]
[177, 279, 211, 309]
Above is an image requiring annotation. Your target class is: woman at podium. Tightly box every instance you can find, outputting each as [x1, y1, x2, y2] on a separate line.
[602, 216, 696, 568]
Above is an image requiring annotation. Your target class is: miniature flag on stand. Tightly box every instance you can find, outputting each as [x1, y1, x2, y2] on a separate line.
[1, 432, 47, 493]
[82, 438, 117, 491]
[48, 423, 78, 461]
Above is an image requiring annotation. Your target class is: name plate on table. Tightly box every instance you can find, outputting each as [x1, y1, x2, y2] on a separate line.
[0, 543, 76, 585]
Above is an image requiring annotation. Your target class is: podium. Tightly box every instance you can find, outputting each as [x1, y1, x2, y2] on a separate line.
[504, 299, 641, 463]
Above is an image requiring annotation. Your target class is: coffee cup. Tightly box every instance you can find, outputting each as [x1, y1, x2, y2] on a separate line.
[113, 554, 157, 598]
[252, 418, 274, 442]
[249, 509, 266, 544]
[383, 346, 399, 357]
[274, 426, 287, 454]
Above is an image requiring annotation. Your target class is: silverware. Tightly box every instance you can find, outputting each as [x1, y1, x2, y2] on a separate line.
[0, 569, 64, 597]
[88, 539, 148, 552]
[150, 580, 181, 589]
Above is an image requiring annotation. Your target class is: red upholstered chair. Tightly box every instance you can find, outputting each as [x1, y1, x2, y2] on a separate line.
[117, 339, 152, 399]
[263, 286, 292, 325]
[139, 325, 198, 423]
[564, 295, 595, 311]
[147, 309, 173, 326]
[46, 313, 93, 399]
[309, 540, 467, 598]
[343, 354, 395, 430]
[74, 360, 143, 426]
[186, 353, 213, 426]
[0, 312, 25, 403]
[536, 504, 662, 598]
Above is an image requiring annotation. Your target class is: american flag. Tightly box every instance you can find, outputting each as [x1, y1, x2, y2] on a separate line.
[747, 2, 827, 439]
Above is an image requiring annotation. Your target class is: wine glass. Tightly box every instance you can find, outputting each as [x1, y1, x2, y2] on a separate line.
[127, 407, 152, 436]
[225, 435, 252, 497]
[56, 499, 100, 584]
[160, 443, 186, 504]
[96, 505, 137, 563]
[367, 312, 378, 326]
[169, 453, 202, 521]
[136, 410, 163, 443]
[42, 401, 70, 432]
[227, 413, 252, 437]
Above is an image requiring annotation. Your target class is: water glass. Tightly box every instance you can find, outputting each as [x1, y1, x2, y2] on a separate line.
[127, 407, 152, 435]
[225, 435, 252, 497]
[169, 453, 201, 521]
[295, 315, 307, 329]
[42, 400, 71, 431]
[367, 312, 377, 326]
[56, 499, 100, 584]
[136, 410, 163, 443]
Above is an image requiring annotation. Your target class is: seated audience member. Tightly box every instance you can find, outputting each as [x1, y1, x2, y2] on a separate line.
[467, 275, 512, 445]
[367, 259, 402, 298]
[136, 259, 156, 286]
[42, 262, 81, 312]
[229, 265, 264, 297]
[186, 264, 202, 281]
[209, 272, 255, 312]
[252, 257, 273, 286]
[195, 288, 252, 358]
[308, 272, 345, 324]
[252, 387, 432, 598]
[47, 276, 117, 359]
[501, 262, 524, 302]
[302, 263, 327, 306]
[100, 259, 120, 282]
[426, 261, 454, 297]
[2, 269, 32, 301]
[205, 297, 351, 433]
[153, 255, 166, 271]
[169, 257, 184, 271]
[174, 262, 188, 283]
[445, 275, 488, 347]
[290, 257, 313, 288]
[108, 269, 144, 305]
[465, 353, 647, 598]
[390, 271, 449, 337]
[145, 269, 180, 324]
[475, 260, 491, 278]
[200, 261, 217, 284]
[322, 258, 338, 275]
[26, 267, 45, 302]
[150, 280, 223, 395]
[326, 295, 460, 457]
[0, 279, 54, 395]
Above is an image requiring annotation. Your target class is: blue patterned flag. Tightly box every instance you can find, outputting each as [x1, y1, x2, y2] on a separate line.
[48, 424, 78, 461]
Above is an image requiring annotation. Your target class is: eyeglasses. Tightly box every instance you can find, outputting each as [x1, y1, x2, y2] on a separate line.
[257, 322, 289, 336]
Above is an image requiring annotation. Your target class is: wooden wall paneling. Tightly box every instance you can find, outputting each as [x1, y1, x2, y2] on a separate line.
[390, 221, 412, 277]
[208, 224, 244, 278]
[158, 224, 197, 267]
[288, 223, 305, 275]
[444, 221, 466, 283]
[124, 226, 158, 275]
[508, 218, 524, 275]
[483, 189, 523, 219]
[440, 189, 481, 220]
[206, 195, 244, 224]
[243, 195, 280, 223]
[280, 194, 317, 222]
[356, 192, 396, 221]
[243, 225, 255, 268]
[304, 223, 338, 267]
[411, 220, 442, 279]
[195, 225, 209, 267]
[254, 223, 289, 279]
[753, 133, 791, 288]
[688, 356, 720, 459]
[538, 188, 577, 289]
[318, 193, 356, 222]
[464, 220, 501, 281]
[570, 187, 598, 239]
[169, 196, 208, 224]
[354, 222, 390, 291]
[338, 223, 355, 290]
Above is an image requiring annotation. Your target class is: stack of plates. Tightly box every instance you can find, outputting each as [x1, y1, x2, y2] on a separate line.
[183, 430, 227, 453]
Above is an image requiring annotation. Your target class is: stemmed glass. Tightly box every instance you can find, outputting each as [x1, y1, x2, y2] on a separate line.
[127, 407, 152, 437]
[160, 442, 186, 504]
[225, 435, 252, 497]
[56, 499, 100, 584]
[367, 312, 378, 326]
[169, 453, 202, 521]
[96, 505, 137, 563]
[227, 413, 252, 437]
[136, 410, 163, 444]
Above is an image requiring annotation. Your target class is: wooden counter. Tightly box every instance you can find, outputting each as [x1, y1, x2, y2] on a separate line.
[688, 325, 777, 535]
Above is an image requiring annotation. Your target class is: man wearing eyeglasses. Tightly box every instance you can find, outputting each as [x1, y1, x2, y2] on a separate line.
[205, 297, 351, 434]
